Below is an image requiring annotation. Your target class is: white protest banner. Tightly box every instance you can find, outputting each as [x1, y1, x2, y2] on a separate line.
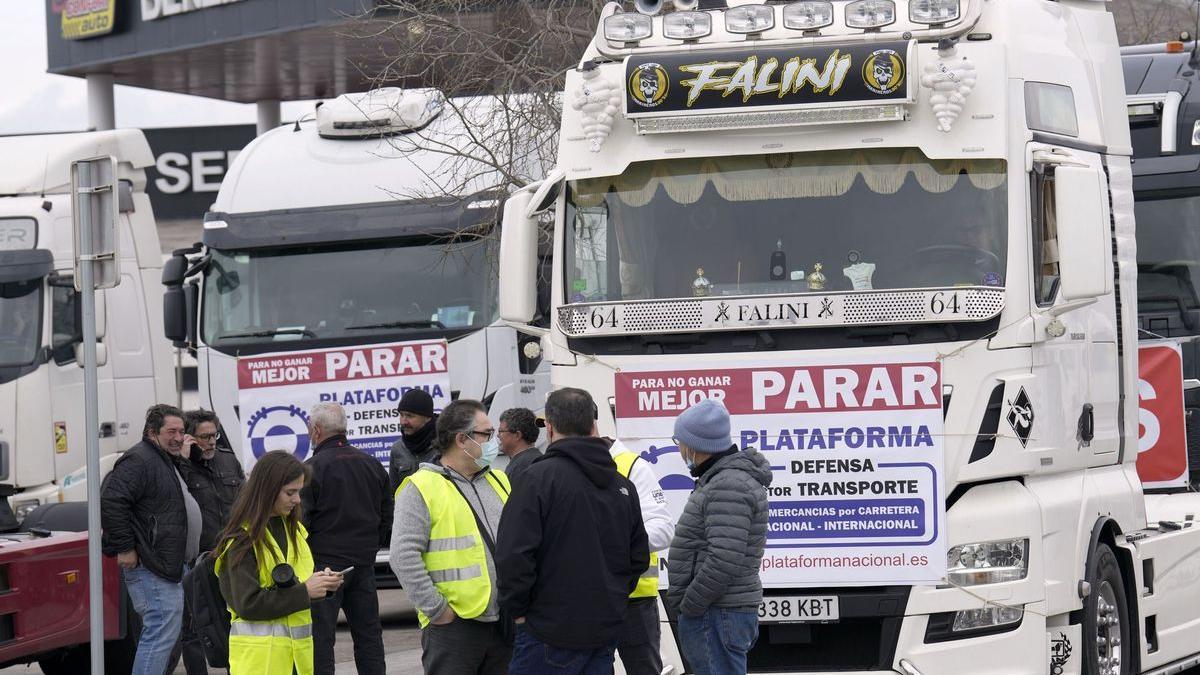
[614, 353, 946, 586]
[237, 339, 451, 467]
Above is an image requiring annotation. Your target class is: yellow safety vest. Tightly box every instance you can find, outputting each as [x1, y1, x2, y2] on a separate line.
[215, 521, 315, 675]
[614, 451, 661, 599]
[401, 468, 511, 628]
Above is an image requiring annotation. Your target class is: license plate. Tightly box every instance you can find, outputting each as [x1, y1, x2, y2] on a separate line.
[757, 596, 840, 624]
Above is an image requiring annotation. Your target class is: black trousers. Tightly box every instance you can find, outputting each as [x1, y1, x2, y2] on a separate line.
[617, 597, 663, 675]
[311, 563, 386, 675]
[421, 617, 512, 675]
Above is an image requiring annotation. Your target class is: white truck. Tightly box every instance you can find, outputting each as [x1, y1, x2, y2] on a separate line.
[162, 87, 548, 451]
[161, 88, 549, 583]
[0, 130, 174, 521]
[499, 0, 1200, 673]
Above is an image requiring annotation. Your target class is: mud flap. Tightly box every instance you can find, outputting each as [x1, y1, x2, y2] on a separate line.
[1047, 624, 1082, 675]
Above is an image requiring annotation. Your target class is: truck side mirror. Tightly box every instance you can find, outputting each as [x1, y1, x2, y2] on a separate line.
[1053, 166, 1111, 301]
[499, 190, 538, 324]
[163, 285, 188, 347]
[162, 254, 187, 287]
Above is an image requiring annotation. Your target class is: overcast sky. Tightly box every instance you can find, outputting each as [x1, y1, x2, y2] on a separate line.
[0, 3, 311, 134]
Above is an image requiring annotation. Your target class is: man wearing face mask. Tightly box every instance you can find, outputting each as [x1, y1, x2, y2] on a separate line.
[301, 402, 393, 675]
[390, 399, 513, 674]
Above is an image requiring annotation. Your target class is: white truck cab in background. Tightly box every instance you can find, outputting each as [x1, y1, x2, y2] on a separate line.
[502, 0, 1200, 673]
[0, 130, 173, 520]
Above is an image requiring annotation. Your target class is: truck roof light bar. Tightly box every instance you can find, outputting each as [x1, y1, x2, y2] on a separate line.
[725, 4, 775, 34]
[633, 104, 905, 134]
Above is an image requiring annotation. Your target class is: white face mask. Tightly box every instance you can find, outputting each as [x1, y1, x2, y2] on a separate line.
[467, 436, 500, 470]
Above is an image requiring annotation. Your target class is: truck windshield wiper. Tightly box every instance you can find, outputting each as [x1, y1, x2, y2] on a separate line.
[222, 328, 317, 339]
[346, 320, 446, 330]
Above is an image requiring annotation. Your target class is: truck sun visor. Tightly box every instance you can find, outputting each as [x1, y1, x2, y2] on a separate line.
[203, 198, 495, 250]
[0, 249, 52, 284]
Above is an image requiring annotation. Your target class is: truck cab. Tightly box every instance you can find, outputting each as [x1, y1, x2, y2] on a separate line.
[502, 0, 1200, 672]
[0, 130, 173, 519]
[1123, 39, 1200, 489]
[163, 87, 549, 470]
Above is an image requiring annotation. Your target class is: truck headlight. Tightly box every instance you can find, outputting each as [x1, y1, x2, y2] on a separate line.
[13, 500, 40, 522]
[663, 11, 712, 39]
[844, 0, 895, 29]
[782, 1, 833, 30]
[946, 538, 1028, 586]
[725, 4, 775, 34]
[925, 606, 1024, 642]
[1192, 119, 1200, 146]
[603, 13, 653, 42]
[909, 0, 959, 24]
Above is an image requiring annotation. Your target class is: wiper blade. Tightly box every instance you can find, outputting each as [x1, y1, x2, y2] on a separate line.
[222, 328, 317, 339]
[346, 320, 446, 330]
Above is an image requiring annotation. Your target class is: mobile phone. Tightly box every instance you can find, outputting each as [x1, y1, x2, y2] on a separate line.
[337, 566, 354, 576]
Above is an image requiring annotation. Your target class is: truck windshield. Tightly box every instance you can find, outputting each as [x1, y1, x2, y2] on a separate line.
[201, 236, 498, 349]
[566, 149, 1007, 302]
[0, 279, 42, 367]
[1135, 193, 1200, 330]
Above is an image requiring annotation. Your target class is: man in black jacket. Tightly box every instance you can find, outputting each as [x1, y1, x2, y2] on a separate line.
[497, 388, 649, 674]
[302, 402, 393, 675]
[173, 408, 244, 675]
[101, 404, 202, 675]
[387, 388, 439, 492]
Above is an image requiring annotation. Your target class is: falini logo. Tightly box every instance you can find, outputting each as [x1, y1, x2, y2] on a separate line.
[246, 405, 311, 460]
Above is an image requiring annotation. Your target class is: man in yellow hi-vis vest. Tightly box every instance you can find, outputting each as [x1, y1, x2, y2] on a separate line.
[389, 399, 513, 674]
[610, 438, 675, 675]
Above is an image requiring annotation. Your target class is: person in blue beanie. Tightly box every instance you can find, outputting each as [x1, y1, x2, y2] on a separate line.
[666, 399, 772, 675]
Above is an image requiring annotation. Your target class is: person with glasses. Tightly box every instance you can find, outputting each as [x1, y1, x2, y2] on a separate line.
[390, 399, 513, 674]
[301, 402, 393, 675]
[497, 408, 542, 487]
[171, 409, 246, 674]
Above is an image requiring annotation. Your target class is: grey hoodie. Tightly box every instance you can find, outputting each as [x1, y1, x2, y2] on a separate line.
[666, 448, 773, 616]
[389, 463, 507, 623]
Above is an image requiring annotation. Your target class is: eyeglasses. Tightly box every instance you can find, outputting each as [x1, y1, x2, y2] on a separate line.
[469, 428, 496, 442]
[195, 432, 222, 442]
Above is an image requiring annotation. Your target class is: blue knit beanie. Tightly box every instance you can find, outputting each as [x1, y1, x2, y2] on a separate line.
[673, 399, 732, 454]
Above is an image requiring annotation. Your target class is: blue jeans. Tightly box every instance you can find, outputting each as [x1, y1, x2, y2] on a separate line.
[123, 565, 185, 675]
[677, 607, 759, 675]
[509, 624, 617, 675]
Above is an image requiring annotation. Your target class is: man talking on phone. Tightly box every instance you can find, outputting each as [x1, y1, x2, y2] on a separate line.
[301, 403, 394, 675]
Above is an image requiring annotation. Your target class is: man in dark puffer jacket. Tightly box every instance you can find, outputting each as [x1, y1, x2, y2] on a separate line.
[666, 399, 771, 675]
[102, 404, 201, 675]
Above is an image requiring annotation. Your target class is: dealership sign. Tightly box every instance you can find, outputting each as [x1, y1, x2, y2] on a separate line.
[54, 0, 115, 40]
[141, 0, 246, 21]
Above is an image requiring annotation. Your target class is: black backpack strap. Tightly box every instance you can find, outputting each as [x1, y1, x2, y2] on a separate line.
[441, 470, 499, 554]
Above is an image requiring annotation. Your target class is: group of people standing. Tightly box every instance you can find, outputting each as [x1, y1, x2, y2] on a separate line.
[389, 387, 773, 675]
[99, 384, 772, 675]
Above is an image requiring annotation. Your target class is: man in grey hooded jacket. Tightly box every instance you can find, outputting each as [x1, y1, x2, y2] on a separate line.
[666, 399, 772, 675]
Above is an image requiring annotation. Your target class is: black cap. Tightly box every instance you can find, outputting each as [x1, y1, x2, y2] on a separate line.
[397, 389, 435, 418]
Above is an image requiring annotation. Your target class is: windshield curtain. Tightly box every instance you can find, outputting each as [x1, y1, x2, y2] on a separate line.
[566, 149, 1008, 303]
[0, 279, 42, 367]
[1135, 193, 1200, 321]
[202, 236, 498, 348]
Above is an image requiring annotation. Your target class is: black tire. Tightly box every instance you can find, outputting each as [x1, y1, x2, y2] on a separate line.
[36, 645, 89, 675]
[1083, 543, 1132, 675]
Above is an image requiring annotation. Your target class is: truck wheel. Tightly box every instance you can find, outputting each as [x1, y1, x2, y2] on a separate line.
[36, 646, 89, 675]
[1084, 543, 1132, 675]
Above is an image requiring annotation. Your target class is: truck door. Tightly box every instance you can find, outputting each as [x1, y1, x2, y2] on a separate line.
[1030, 148, 1122, 463]
[48, 275, 119, 483]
